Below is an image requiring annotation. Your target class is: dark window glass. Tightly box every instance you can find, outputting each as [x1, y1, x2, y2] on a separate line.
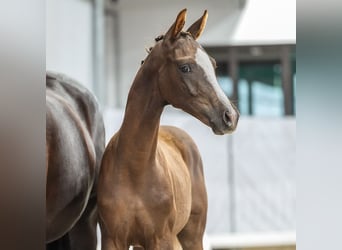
[292, 59, 296, 115]
[216, 62, 234, 97]
[238, 62, 284, 117]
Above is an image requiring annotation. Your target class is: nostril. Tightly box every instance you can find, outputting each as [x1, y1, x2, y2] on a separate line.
[223, 111, 232, 127]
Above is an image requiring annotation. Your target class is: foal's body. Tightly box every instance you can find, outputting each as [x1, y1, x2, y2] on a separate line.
[46, 72, 105, 249]
[98, 9, 239, 249]
[98, 71, 207, 248]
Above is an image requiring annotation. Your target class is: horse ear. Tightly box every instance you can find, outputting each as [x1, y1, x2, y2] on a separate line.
[164, 8, 187, 41]
[186, 10, 208, 40]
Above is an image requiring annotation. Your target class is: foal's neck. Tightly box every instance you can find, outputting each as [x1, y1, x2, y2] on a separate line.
[117, 63, 165, 171]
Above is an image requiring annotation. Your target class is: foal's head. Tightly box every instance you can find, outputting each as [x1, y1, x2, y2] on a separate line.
[147, 9, 239, 134]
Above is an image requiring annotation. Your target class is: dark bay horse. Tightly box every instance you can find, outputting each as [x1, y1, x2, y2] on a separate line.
[98, 9, 239, 249]
[46, 72, 105, 250]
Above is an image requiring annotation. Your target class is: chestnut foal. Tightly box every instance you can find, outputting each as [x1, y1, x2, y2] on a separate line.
[98, 9, 239, 250]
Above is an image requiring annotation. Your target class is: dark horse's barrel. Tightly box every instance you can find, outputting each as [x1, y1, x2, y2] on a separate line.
[46, 72, 105, 250]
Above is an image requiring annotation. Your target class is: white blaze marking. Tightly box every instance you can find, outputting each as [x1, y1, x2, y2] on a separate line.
[195, 48, 230, 106]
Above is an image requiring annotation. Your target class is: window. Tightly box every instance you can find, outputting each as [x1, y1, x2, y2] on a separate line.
[208, 45, 296, 117]
[238, 62, 284, 116]
[216, 62, 234, 97]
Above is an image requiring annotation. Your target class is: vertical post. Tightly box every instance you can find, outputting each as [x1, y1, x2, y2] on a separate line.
[104, 4, 121, 108]
[229, 48, 239, 103]
[113, 10, 121, 108]
[228, 48, 238, 233]
[281, 45, 293, 115]
[93, 0, 105, 106]
[247, 79, 253, 115]
[227, 135, 236, 233]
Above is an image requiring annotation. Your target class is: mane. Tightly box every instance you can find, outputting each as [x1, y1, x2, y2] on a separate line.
[141, 32, 192, 65]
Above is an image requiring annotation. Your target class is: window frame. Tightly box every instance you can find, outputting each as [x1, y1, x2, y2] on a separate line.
[204, 44, 296, 116]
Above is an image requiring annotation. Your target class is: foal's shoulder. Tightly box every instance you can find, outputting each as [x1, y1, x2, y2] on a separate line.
[159, 126, 201, 164]
[159, 125, 196, 146]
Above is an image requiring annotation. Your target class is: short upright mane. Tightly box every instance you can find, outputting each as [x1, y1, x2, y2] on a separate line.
[141, 31, 192, 65]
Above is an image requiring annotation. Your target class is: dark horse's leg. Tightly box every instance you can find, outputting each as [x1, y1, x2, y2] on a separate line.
[46, 195, 97, 250]
[46, 234, 71, 250]
[68, 195, 98, 250]
[69, 195, 97, 250]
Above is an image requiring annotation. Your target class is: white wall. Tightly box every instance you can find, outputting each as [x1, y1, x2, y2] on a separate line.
[231, 0, 296, 45]
[46, 0, 94, 91]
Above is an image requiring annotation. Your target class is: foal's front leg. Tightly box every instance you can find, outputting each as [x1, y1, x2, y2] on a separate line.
[177, 206, 207, 250]
[99, 220, 130, 250]
[144, 235, 182, 250]
[101, 232, 129, 250]
[101, 237, 128, 250]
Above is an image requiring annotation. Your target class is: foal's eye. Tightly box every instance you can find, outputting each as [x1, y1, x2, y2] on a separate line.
[179, 64, 191, 73]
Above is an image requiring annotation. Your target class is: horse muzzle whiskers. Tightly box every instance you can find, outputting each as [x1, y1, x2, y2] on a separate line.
[209, 107, 239, 135]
